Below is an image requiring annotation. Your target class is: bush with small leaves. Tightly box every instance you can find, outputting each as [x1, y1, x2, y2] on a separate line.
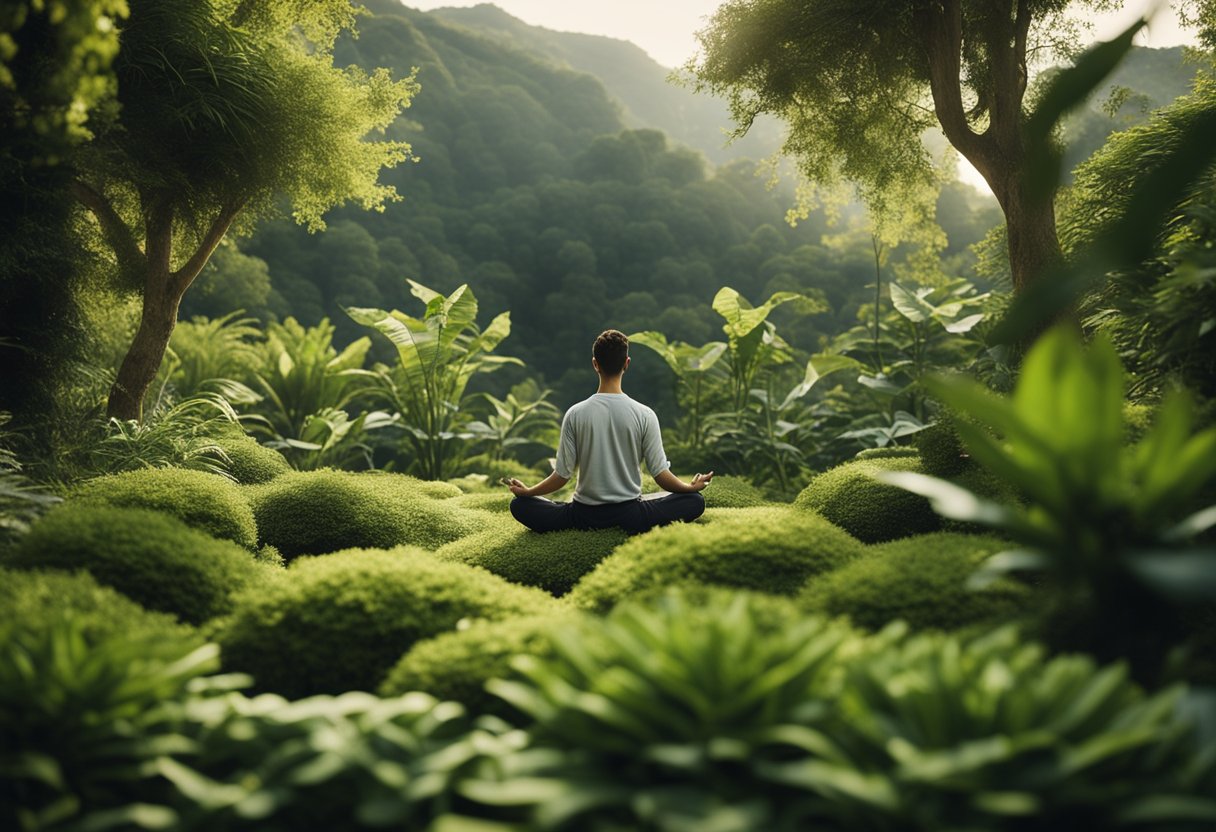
[855, 445, 922, 461]
[0, 567, 200, 645]
[9, 505, 264, 624]
[567, 507, 865, 613]
[450, 491, 512, 512]
[437, 513, 627, 595]
[219, 547, 556, 697]
[72, 467, 258, 548]
[794, 456, 939, 543]
[380, 615, 568, 715]
[800, 532, 1033, 631]
[244, 470, 483, 559]
[702, 474, 769, 508]
[213, 431, 292, 484]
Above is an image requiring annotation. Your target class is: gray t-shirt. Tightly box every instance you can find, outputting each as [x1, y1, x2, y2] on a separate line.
[554, 392, 670, 505]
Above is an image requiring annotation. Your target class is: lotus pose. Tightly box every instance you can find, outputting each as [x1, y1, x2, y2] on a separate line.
[507, 329, 712, 535]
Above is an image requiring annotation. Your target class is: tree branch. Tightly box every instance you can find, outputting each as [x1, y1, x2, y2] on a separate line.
[71, 180, 144, 273]
[1013, 0, 1032, 100]
[916, 0, 988, 169]
[169, 198, 246, 297]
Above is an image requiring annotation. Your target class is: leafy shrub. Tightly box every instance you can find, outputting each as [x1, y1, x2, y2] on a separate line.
[0, 620, 221, 831]
[218, 547, 556, 697]
[437, 513, 627, 595]
[170, 690, 506, 831]
[245, 470, 482, 559]
[9, 505, 263, 624]
[213, 431, 292, 484]
[701, 474, 768, 508]
[794, 455, 939, 543]
[73, 467, 258, 548]
[567, 507, 865, 613]
[456, 453, 541, 483]
[800, 532, 1033, 631]
[459, 598, 1216, 831]
[461, 591, 860, 830]
[0, 567, 200, 645]
[380, 615, 567, 715]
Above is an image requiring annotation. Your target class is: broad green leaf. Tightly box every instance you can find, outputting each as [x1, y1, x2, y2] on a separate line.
[889, 282, 933, 322]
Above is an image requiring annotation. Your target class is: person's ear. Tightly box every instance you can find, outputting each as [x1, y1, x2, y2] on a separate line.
[623, 356, 631, 372]
[592, 357, 601, 374]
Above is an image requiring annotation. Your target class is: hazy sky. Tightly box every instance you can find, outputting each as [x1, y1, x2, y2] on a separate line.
[405, 1, 1198, 69]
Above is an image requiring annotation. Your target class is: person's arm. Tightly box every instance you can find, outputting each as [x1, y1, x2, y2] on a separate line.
[654, 468, 714, 494]
[507, 472, 569, 497]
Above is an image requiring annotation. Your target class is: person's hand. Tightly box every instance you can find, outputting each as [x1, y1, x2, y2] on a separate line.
[506, 477, 530, 497]
[689, 471, 714, 492]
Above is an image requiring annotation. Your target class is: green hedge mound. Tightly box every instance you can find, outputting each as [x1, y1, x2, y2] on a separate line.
[0, 567, 200, 644]
[9, 505, 263, 624]
[567, 507, 865, 614]
[801, 532, 1032, 631]
[213, 432, 292, 484]
[380, 615, 567, 715]
[450, 492, 512, 513]
[219, 547, 556, 697]
[245, 470, 482, 559]
[702, 475, 769, 508]
[72, 467, 257, 548]
[794, 456, 939, 543]
[854, 446, 921, 461]
[437, 513, 627, 595]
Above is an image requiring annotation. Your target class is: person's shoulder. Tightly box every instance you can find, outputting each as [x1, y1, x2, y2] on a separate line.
[625, 396, 658, 420]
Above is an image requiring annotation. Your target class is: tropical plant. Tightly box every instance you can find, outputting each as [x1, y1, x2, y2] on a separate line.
[0, 413, 61, 545]
[628, 330, 728, 449]
[163, 313, 263, 399]
[87, 391, 241, 478]
[0, 619, 223, 832]
[883, 324, 1216, 680]
[347, 280, 522, 480]
[247, 317, 389, 470]
[465, 379, 561, 464]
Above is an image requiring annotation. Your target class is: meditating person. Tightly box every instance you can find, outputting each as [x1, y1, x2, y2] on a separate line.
[506, 329, 712, 535]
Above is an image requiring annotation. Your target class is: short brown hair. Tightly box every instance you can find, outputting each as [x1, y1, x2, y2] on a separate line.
[593, 329, 629, 376]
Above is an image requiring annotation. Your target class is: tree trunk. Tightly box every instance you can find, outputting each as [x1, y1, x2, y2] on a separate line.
[107, 279, 182, 420]
[999, 177, 1064, 294]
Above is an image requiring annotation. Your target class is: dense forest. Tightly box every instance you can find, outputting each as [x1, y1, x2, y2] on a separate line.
[3, 1, 1216, 829]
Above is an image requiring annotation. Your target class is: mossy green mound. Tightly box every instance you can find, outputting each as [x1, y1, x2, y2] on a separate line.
[0, 567, 200, 644]
[702, 475, 769, 508]
[9, 505, 263, 624]
[218, 547, 556, 698]
[213, 432, 292, 484]
[567, 507, 865, 614]
[450, 492, 512, 513]
[380, 614, 567, 715]
[794, 456, 938, 543]
[244, 470, 482, 559]
[456, 454, 542, 483]
[914, 421, 968, 477]
[436, 513, 627, 596]
[72, 467, 257, 549]
[800, 532, 1032, 631]
[854, 446, 921, 461]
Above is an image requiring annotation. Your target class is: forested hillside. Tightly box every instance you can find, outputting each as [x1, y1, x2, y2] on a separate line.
[209, 0, 999, 411]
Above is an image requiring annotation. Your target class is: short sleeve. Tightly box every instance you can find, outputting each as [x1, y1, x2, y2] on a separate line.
[641, 408, 670, 477]
[554, 411, 578, 479]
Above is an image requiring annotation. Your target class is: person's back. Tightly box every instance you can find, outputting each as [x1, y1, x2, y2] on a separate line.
[506, 329, 712, 535]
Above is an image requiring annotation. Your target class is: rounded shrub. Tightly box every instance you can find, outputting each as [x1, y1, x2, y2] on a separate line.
[800, 532, 1033, 631]
[9, 505, 263, 624]
[457, 454, 542, 483]
[854, 445, 921, 461]
[567, 507, 865, 614]
[0, 567, 199, 644]
[436, 513, 627, 595]
[380, 615, 568, 715]
[213, 432, 292, 484]
[794, 455, 939, 543]
[244, 470, 483, 559]
[914, 421, 969, 476]
[72, 467, 258, 548]
[218, 547, 556, 697]
[702, 474, 769, 508]
[450, 492, 512, 513]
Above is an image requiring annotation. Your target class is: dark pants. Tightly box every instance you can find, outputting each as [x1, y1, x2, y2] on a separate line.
[510, 492, 705, 536]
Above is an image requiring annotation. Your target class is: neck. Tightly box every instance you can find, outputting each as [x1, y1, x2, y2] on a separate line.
[597, 375, 624, 394]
